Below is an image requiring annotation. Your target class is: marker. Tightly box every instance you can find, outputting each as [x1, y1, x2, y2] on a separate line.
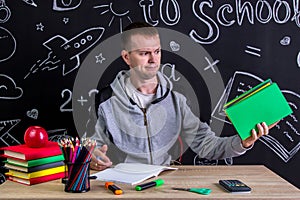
[105, 182, 123, 195]
[135, 179, 164, 191]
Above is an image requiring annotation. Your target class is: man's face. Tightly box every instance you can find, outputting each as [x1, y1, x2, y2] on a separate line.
[122, 33, 161, 80]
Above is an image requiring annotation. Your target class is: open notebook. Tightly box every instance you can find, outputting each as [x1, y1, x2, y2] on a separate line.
[91, 163, 177, 185]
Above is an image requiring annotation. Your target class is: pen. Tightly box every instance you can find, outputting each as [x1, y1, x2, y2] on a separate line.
[135, 179, 164, 191]
[105, 182, 123, 195]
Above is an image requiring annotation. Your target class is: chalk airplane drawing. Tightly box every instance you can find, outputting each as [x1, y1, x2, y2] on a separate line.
[24, 27, 105, 79]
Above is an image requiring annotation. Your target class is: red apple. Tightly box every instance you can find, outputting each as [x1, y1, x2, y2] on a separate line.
[24, 126, 49, 148]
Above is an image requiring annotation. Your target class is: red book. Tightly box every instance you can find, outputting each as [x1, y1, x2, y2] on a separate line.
[2, 141, 62, 160]
[7, 172, 65, 185]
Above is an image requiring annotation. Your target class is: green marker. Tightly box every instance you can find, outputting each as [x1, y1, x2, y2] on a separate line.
[135, 179, 164, 191]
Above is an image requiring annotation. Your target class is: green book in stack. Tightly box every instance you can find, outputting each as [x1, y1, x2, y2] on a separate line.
[5, 154, 64, 167]
[224, 79, 293, 140]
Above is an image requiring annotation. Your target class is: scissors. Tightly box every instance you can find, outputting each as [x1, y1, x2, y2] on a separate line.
[0, 0, 11, 23]
[172, 187, 211, 195]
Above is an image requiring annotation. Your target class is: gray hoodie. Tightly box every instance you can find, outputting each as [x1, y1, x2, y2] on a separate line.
[92, 70, 248, 165]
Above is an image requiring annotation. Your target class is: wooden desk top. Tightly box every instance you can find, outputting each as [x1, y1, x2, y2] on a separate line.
[0, 165, 299, 199]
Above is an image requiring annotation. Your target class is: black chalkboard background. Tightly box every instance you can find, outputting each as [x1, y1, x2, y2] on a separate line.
[0, 0, 299, 188]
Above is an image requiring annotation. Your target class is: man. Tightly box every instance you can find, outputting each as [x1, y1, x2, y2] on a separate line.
[90, 22, 272, 170]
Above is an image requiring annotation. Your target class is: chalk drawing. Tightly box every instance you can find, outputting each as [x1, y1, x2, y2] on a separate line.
[0, 0, 11, 23]
[53, 0, 82, 11]
[139, 0, 159, 26]
[24, 27, 105, 79]
[204, 56, 219, 73]
[0, 74, 23, 100]
[297, 51, 300, 67]
[159, 0, 181, 26]
[169, 41, 180, 52]
[280, 36, 291, 46]
[22, 0, 37, 7]
[95, 53, 105, 64]
[0, 119, 21, 146]
[94, 2, 132, 33]
[26, 108, 38, 119]
[0, 26, 16, 62]
[62, 17, 69, 24]
[36, 22, 44, 31]
[60, 89, 72, 112]
[139, 0, 181, 26]
[245, 45, 261, 57]
[47, 128, 69, 142]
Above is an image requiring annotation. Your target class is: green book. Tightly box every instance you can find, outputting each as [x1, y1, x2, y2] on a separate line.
[224, 80, 293, 140]
[6, 154, 65, 167]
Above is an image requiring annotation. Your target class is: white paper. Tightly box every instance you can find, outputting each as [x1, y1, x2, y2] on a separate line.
[91, 163, 177, 185]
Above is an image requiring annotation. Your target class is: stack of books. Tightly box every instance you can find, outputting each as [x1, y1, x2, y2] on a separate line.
[1, 141, 65, 185]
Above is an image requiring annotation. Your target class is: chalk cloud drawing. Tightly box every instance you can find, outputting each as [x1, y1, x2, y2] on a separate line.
[0, 119, 21, 146]
[24, 27, 105, 79]
[0, 26, 16, 62]
[212, 71, 300, 163]
[22, 0, 37, 7]
[280, 36, 291, 46]
[0, 0, 11, 23]
[26, 108, 38, 119]
[0, 74, 23, 99]
[94, 2, 132, 33]
[53, 0, 81, 11]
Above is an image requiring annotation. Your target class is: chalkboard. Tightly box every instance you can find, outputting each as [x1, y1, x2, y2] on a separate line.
[0, 0, 299, 188]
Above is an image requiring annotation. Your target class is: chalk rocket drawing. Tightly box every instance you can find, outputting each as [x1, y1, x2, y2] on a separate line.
[0, 26, 16, 62]
[24, 27, 105, 79]
[0, 119, 21, 146]
[212, 71, 300, 163]
[0, 74, 23, 100]
[53, 0, 82, 11]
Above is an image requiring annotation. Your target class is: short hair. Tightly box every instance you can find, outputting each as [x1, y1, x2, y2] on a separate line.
[121, 22, 159, 50]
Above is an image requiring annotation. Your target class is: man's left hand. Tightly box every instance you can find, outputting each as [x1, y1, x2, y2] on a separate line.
[241, 121, 278, 148]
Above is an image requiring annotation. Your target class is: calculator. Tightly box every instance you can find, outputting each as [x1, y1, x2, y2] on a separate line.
[219, 179, 251, 193]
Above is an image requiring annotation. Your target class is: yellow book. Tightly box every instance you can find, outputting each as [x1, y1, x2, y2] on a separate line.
[7, 165, 65, 179]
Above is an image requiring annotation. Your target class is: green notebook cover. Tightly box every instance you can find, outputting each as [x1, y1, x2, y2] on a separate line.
[224, 82, 293, 140]
[6, 154, 64, 167]
[224, 79, 272, 109]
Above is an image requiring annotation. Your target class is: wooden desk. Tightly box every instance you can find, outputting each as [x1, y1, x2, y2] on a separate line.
[0, 165, 299, 199]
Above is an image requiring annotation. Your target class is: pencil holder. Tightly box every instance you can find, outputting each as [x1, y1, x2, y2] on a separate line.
[64, 161, 91, 193]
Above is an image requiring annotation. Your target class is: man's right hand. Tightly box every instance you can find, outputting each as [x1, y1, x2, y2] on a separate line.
[90, 144, 113, 171]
